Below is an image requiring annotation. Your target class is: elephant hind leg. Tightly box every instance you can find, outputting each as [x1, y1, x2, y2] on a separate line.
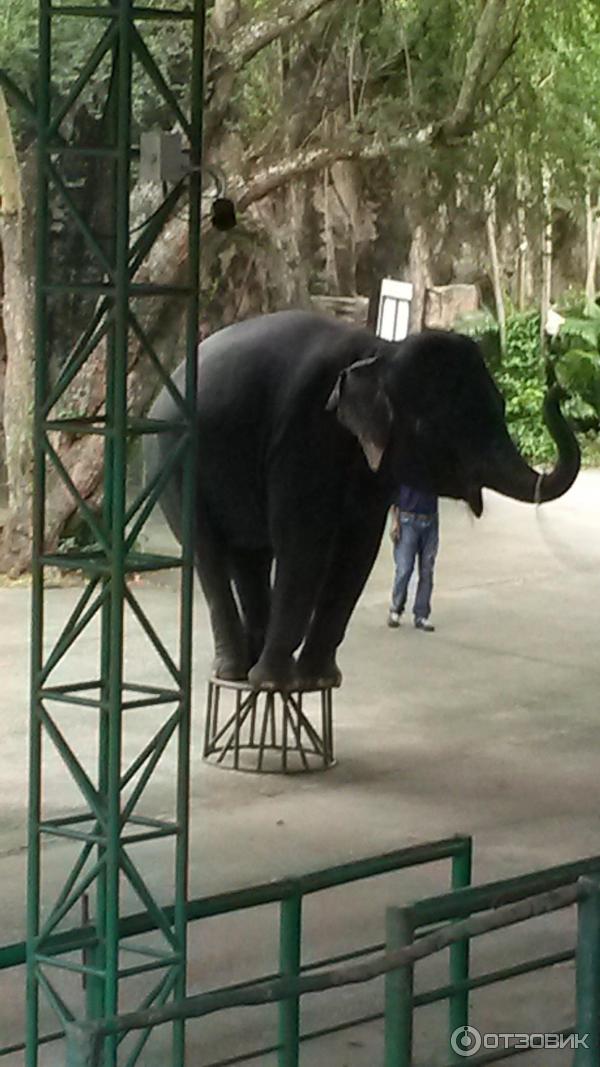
[148, 439, 246, 680]
[228, 547, 272, 669]
[194, 510, 247, 681]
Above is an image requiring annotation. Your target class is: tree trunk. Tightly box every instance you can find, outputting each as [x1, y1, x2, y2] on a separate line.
[540, 161, 553, 352]
[212, 0, 241, 31]
[584, 182, 600, 310]
[515, 158, 531, 311]
[408, 223, 432, 332]
[330, 160, 367, 295]
[322, 169, 340, 293]
[443, 0, 520, 139]
[484, 178, 506, 354]
[0, 90, 36, 573]
[2, 206, 189, 575]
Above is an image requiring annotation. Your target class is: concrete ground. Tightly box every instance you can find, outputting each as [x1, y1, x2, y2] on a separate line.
[1, 473, 600, 1064]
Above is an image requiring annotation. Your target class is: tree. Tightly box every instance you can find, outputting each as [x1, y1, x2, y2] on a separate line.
[0, 0, 582, 572]
[0, 87, 35, 570]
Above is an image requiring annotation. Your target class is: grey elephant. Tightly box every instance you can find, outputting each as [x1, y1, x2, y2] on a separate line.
[147, 311, 580, 691]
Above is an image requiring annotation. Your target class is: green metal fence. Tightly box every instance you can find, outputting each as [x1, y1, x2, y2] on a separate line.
[63, 860, 600, 1067]
[6, 834, 600, 1064]
[0, 835, 471, 1061]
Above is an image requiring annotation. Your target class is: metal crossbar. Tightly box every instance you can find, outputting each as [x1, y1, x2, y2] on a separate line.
[64, 874, 600, 1067]
[6, 836, 600, 1064]
[69, 883, 583, 1034]
[1, 836, 473, 974]
[0, 836, 471, 1060]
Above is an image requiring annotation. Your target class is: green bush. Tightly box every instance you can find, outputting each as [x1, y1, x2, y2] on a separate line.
[551, 296, 600, 431]
[495, 312, 553, 463]
[459, 309, 552, 463]
[459, 300, 600, 466]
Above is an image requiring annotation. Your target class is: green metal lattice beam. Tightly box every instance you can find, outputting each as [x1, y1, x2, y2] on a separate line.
[26, 2, 205, 1064]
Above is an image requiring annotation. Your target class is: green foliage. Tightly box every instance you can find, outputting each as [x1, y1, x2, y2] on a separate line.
[559, 349, 600, 414]
[228, 43, 281, 138]
[454, 308, 501, 368]
[495, 312, 553, 463]
[0, 0, 38, 98]
[459, 309, 554, 463]
[0, 0, 194, 139]
[460, 299, 600, 466]
[0, 0, 103, 104]
[552, 295, 600, 437]
[559, 317, 600, 349]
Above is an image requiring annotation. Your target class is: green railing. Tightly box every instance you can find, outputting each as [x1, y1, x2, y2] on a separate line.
[0, 835, 471, 1061]
[65, 870, 600, 1067]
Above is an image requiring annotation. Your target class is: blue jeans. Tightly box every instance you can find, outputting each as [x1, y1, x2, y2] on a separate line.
[391, 513, 439, 620]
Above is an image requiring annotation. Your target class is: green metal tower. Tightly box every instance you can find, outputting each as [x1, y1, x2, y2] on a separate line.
[27, 1, 203, 1063]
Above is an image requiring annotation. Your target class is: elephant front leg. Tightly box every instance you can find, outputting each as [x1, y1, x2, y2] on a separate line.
[297, 501, 388, 689]
[247, 523, 334, 692]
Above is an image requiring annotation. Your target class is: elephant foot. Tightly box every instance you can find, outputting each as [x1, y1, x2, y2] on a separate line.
[212, 655, 249, 683]
[247, 653, 298, 692]
[296, 653, 342, 691]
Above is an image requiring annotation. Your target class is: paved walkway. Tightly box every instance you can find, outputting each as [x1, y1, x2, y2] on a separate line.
[1, 474, 599, 1064]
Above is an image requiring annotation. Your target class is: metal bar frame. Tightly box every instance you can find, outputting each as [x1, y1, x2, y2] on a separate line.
[449, 835, 472, 1052]
[6, 807, 600, 1067]
[278, 895, 302, 1067]
[203, 680, 336, 773]
[574, 877, 600, 1067]
[66, 873, 598, 1067]
[25, 1, 204, 1063]
[384, 906, 414, 1067]
[3, 837, 470, 1058]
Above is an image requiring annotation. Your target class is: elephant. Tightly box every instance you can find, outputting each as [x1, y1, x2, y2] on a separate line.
[147, 310, 580, 691]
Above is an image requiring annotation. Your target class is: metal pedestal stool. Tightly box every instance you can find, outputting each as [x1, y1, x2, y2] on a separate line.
[203, 677, 336, 773]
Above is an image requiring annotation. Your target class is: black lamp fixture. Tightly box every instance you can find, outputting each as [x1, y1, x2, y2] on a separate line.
[205, 166, 237, 231]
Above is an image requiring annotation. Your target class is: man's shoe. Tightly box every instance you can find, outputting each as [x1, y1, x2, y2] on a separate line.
[387, 610, 401, 628]
[415, 617, 435, 632]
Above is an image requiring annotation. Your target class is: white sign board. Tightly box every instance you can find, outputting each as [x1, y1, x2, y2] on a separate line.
[376, 278, 413, 342]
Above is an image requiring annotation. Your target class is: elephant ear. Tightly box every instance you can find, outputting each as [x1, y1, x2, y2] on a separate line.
[326, 356, 393, 472]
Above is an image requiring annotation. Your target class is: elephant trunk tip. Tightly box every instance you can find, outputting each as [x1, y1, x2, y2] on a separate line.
[485, 385, 580, 507]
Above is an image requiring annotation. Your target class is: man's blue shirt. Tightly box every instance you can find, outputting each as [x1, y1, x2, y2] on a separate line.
[394, 485, 438, 515]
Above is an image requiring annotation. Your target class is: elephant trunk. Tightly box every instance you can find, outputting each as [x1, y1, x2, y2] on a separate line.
[483, 386, 580, 504]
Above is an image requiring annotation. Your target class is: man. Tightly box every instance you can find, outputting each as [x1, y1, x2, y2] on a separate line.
[388, 485, 439, 632]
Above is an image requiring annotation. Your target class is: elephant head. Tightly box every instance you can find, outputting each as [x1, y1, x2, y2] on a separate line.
[327, 330, 580, 515]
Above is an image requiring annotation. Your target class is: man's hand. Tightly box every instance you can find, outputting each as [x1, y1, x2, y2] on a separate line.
[389, 507, 400, 543]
